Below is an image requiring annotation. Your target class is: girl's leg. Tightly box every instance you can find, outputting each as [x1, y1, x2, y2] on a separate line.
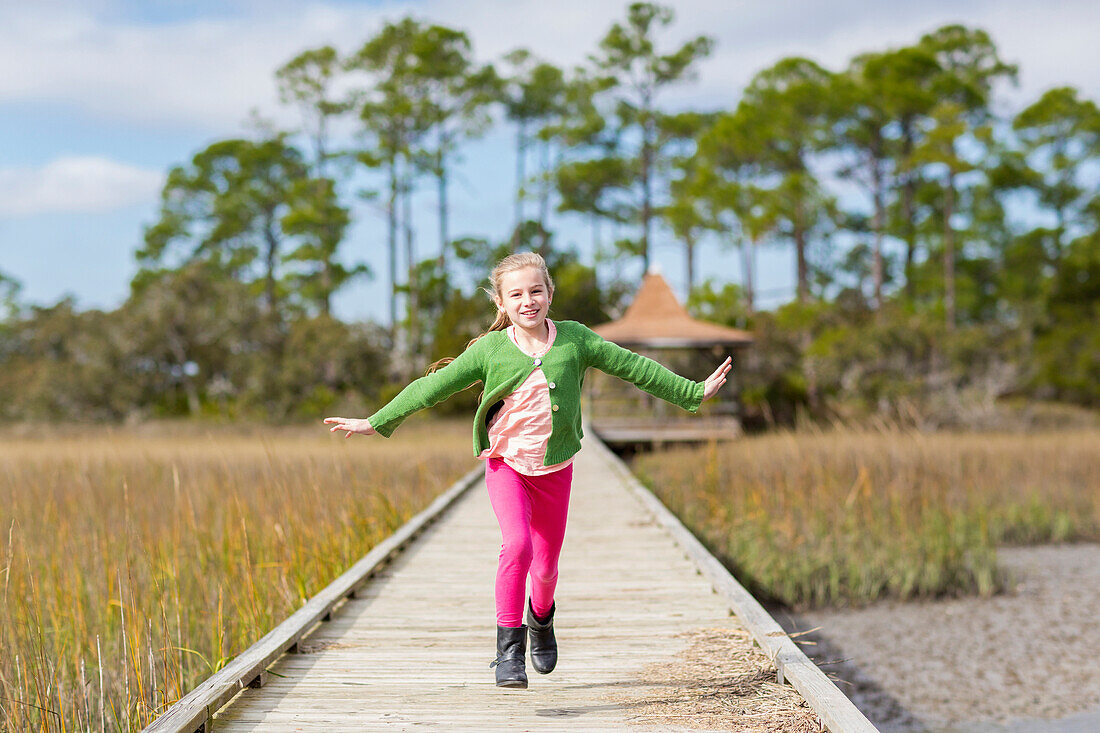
[526, 462, 573, 619]
[484, 458, 533, 627]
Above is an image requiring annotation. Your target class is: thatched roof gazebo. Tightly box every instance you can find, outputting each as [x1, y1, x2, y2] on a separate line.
[584, 270, 753, 448]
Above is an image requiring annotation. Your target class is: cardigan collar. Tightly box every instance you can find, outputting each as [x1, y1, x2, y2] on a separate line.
[506, 318, 557, 359]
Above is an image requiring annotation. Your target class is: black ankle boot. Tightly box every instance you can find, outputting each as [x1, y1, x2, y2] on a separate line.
[525, 600, 557, 674]
[489, 625, 528, 688]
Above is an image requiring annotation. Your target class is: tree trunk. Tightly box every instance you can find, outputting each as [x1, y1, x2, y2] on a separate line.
[402, 161, 419, 367]
[944, 171, 956, 331]
[1054, 205, 1066, 264]
[321, 258, 332, 317]
[641, 122, 653, 271]
[263, 218, 279, 315]
[312, 176, 334, 318]
[387, 160, 399, 342]
[538, 138, 552, 253]
[1052, 139, 1068, 264]
[437, 152, 449, 272]
[871, 155, 885, 310]
[795, 198, 809, 304]
[743, 235, 756, 316]
[315, 115, 328, 177]
[684, 232, 695, 294]
[514, 121, 526, 249]
[167, 331, 201, 416]
[591, 214, 602, 296]
[315, 119, 334, 318]
[901, 125, 917, 299]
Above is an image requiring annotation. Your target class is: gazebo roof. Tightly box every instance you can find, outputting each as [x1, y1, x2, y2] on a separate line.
[591, 271, 754, 348]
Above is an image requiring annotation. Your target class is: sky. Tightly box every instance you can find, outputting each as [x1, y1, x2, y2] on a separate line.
[1, 0, 1098, 324]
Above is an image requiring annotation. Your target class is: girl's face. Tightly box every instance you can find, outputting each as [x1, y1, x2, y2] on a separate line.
[495, 267, 552, 330]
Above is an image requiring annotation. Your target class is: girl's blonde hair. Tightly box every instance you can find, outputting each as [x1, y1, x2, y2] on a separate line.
[426, 251, 555, 376]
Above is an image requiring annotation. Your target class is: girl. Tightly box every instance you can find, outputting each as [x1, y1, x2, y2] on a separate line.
[323, 252, 731, 689]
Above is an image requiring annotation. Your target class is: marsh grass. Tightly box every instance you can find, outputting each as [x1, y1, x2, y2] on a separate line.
[0, 418, 472, 731]
[631, 428, 1100, 610]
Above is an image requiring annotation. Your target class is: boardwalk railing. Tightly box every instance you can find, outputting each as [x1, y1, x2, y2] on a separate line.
[588, 435, 878, 733]
[143, 464, 484, 733]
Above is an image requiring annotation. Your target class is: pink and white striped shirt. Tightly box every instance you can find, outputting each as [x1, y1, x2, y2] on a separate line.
[477, 318, 575, 476]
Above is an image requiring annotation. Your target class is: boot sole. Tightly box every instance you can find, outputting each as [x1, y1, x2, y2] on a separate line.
[496, 679, 528, 689]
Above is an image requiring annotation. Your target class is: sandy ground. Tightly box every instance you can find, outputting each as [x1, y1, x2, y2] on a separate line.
[775, 544, 1100, 732]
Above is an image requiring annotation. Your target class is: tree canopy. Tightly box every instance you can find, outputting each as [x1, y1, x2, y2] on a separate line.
[2, 2, 1098, 423]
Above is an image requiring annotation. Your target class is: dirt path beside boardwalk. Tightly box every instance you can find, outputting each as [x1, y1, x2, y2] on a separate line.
[776, 543, 1100, 732]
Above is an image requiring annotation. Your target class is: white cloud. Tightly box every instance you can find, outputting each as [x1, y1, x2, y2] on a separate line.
[0, 156, 164, 217]
[646, 0, 1100, 111]
[0, 0, 1097, 135]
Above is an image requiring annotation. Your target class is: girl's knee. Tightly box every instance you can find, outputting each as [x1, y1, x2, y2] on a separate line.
[529, 562, 558, 585]
[499, 536, 533, 569]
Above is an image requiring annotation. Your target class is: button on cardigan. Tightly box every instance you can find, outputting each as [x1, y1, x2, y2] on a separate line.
[367, 319, 705, 467]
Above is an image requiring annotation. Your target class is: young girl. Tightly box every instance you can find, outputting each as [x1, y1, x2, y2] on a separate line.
[323, 252, 731, 689]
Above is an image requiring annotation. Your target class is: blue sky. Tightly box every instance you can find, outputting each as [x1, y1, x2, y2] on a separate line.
[1, 0, 1098, 324]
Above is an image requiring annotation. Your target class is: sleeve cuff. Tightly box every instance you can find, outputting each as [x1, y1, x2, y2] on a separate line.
[688, 381, 705, 413]
[367, 413, 396, 437]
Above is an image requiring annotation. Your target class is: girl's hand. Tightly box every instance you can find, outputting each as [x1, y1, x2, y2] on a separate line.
[323, 416, 377, 439]
[702, 356, 732, 402]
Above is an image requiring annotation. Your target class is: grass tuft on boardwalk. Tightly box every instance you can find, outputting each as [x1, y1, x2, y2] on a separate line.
[632, 428, 1100, 610]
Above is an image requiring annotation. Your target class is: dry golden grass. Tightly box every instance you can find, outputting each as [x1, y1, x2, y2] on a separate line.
[605, 626, 823, 732]
[632, 428, 1100, 610]
[0, 417, 472, 732]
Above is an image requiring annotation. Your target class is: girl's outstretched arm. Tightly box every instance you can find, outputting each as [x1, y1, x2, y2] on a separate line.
[581, 325, 729, 412]
[324, 337, 486, 439]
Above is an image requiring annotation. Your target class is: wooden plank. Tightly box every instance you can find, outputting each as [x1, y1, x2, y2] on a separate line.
[142, 463, 485, 733]
[586, 432, 879, 733]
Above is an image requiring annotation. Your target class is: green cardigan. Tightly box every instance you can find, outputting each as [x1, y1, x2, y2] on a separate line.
[368, 319, 705, 466]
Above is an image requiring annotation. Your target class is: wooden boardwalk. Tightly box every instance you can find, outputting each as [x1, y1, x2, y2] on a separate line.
[203, 436, 829, 731]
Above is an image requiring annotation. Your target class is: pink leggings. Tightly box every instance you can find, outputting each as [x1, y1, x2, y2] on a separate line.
[484, 457, 573, 627]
